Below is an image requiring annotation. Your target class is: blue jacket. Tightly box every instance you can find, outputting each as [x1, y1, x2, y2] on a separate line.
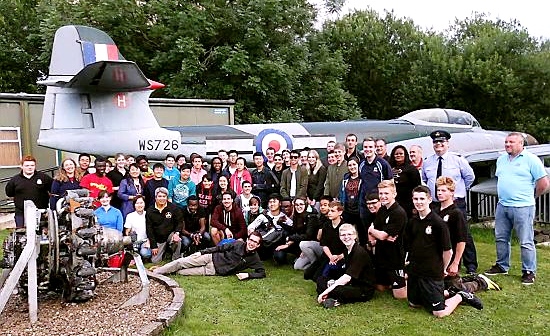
[118, 177, 145, 219]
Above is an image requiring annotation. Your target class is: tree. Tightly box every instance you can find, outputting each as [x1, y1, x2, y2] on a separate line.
[0, 0, 43, 93]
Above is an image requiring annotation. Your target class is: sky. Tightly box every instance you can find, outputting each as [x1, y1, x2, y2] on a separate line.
[311, 0, 550, 39]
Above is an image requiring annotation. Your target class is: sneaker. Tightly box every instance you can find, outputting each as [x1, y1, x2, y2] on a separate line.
[457, 291, 483, 310]
[322, 298, 340, 309]
[521, 271, 535, 285]
[484, 264, 508, 276]
[477, 274, 502, 291]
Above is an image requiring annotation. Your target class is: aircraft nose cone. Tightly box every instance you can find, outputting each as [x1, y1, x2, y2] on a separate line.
[148, 80, 165, 90]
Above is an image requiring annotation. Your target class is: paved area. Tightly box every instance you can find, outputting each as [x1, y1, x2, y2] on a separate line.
[0, 213, 15, 230]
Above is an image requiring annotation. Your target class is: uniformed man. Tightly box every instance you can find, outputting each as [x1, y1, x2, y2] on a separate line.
[422, 130, 478, 274]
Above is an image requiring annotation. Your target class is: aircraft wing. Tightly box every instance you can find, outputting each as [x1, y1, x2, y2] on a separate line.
[464, 144, 550, 163]
[39, 60, 152, 91]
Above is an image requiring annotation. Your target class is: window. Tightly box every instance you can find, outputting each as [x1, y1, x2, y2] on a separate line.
[0, 127, 22, 168]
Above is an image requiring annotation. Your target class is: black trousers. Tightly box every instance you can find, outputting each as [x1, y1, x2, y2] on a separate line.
[455, 198, 478, 273]
[316, 275, 374, 303]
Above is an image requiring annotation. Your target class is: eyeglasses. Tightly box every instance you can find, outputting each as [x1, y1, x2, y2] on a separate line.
[290, 155, 299, 159]
[339, 233, 356, 237]
[433, 140, 446, 144]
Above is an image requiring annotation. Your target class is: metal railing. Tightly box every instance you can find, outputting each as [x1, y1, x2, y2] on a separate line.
[469, 191, 550, 224]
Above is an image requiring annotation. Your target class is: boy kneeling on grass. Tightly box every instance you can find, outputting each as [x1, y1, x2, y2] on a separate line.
[150, 231, 265, 281]
[405, 185, 483, 317]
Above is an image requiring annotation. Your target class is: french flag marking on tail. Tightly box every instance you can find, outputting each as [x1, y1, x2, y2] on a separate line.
[81, 41, 119, 65]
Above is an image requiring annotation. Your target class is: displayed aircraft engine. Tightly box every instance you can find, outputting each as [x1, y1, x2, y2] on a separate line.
[1, 189, 134, 302]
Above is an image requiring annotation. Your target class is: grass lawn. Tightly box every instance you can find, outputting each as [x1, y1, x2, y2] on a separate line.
[163, 227, 550, 336]
[1, 227, 549, 335]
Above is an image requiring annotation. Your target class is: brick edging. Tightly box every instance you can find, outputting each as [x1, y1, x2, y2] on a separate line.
[128, 269, 185, 336]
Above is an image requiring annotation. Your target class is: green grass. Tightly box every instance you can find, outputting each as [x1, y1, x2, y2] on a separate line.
[163, 227, 550, 336]
[0, 229, 7, 259]
[2, 228, 549, 335]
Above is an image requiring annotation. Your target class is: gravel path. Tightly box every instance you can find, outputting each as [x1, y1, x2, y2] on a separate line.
[0, 272, 173, 335]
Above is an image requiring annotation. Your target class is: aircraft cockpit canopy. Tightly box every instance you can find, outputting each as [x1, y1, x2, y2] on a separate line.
[399, 108, 481, 128]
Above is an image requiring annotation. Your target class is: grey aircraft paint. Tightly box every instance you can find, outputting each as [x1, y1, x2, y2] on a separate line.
[37, 25, 550, 177]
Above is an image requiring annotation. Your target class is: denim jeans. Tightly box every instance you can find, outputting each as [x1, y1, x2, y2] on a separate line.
[495, 203, 536, 273]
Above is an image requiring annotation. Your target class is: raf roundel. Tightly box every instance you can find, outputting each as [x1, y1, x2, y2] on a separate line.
[255, 129, 293, 154]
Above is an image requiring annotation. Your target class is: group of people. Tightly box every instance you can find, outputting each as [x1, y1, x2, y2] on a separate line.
[5, 130, 548, 316]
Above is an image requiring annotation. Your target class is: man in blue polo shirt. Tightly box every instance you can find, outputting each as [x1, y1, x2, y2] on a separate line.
[485, 132, 549, 285]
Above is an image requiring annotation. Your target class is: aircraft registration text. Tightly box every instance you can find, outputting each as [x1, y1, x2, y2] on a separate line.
[138, 139, 179, 151]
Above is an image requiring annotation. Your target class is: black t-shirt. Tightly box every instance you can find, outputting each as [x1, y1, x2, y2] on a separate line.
[372, 202, 407, 269]
[182, 206, 207, 234]
[433, 203, 467, 266]
[345, 243, 375, 288]
[320, 220, 346, 256]
[405, 211, 452, 280]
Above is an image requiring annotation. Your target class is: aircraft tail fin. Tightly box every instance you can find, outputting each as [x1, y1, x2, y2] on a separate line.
[39, 25, 162, 91]
[38, 25, 165, 138]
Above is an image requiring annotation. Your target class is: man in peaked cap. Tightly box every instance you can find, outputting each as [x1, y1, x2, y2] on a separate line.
[422, 129, 478, 274]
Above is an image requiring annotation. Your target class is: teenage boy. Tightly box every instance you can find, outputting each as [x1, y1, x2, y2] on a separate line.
[144, 163, 169, 208]
[308, 201, 347, 282]
[77, 153, 92, 175]
[434, 177, 501, 292]
[251, 151, 277, 207]
[280, 150, 308, 198]
[181, 195, 212, 251]
[324, 143, 349, 199]
[163, 154, 180, 182]
[368, 180, 407, 299]
[80, 156, 113, 207]
[190, 155, 207, 185]
[295, 195, 331, 270]
[168, 164, 196, 210]
[358, 137, 392, 245]
[223, 150, 238, 176]
[248, 193, 293, 262]
[265, 147, 276, 170]
[6, 156, 53, 227]
[405, 186, 482, 317]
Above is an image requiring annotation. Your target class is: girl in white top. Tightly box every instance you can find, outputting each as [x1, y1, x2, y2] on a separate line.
[124, 196, 151, 258]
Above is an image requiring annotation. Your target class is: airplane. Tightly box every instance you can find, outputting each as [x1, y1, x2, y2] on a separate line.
[37, 25, 550, 168]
